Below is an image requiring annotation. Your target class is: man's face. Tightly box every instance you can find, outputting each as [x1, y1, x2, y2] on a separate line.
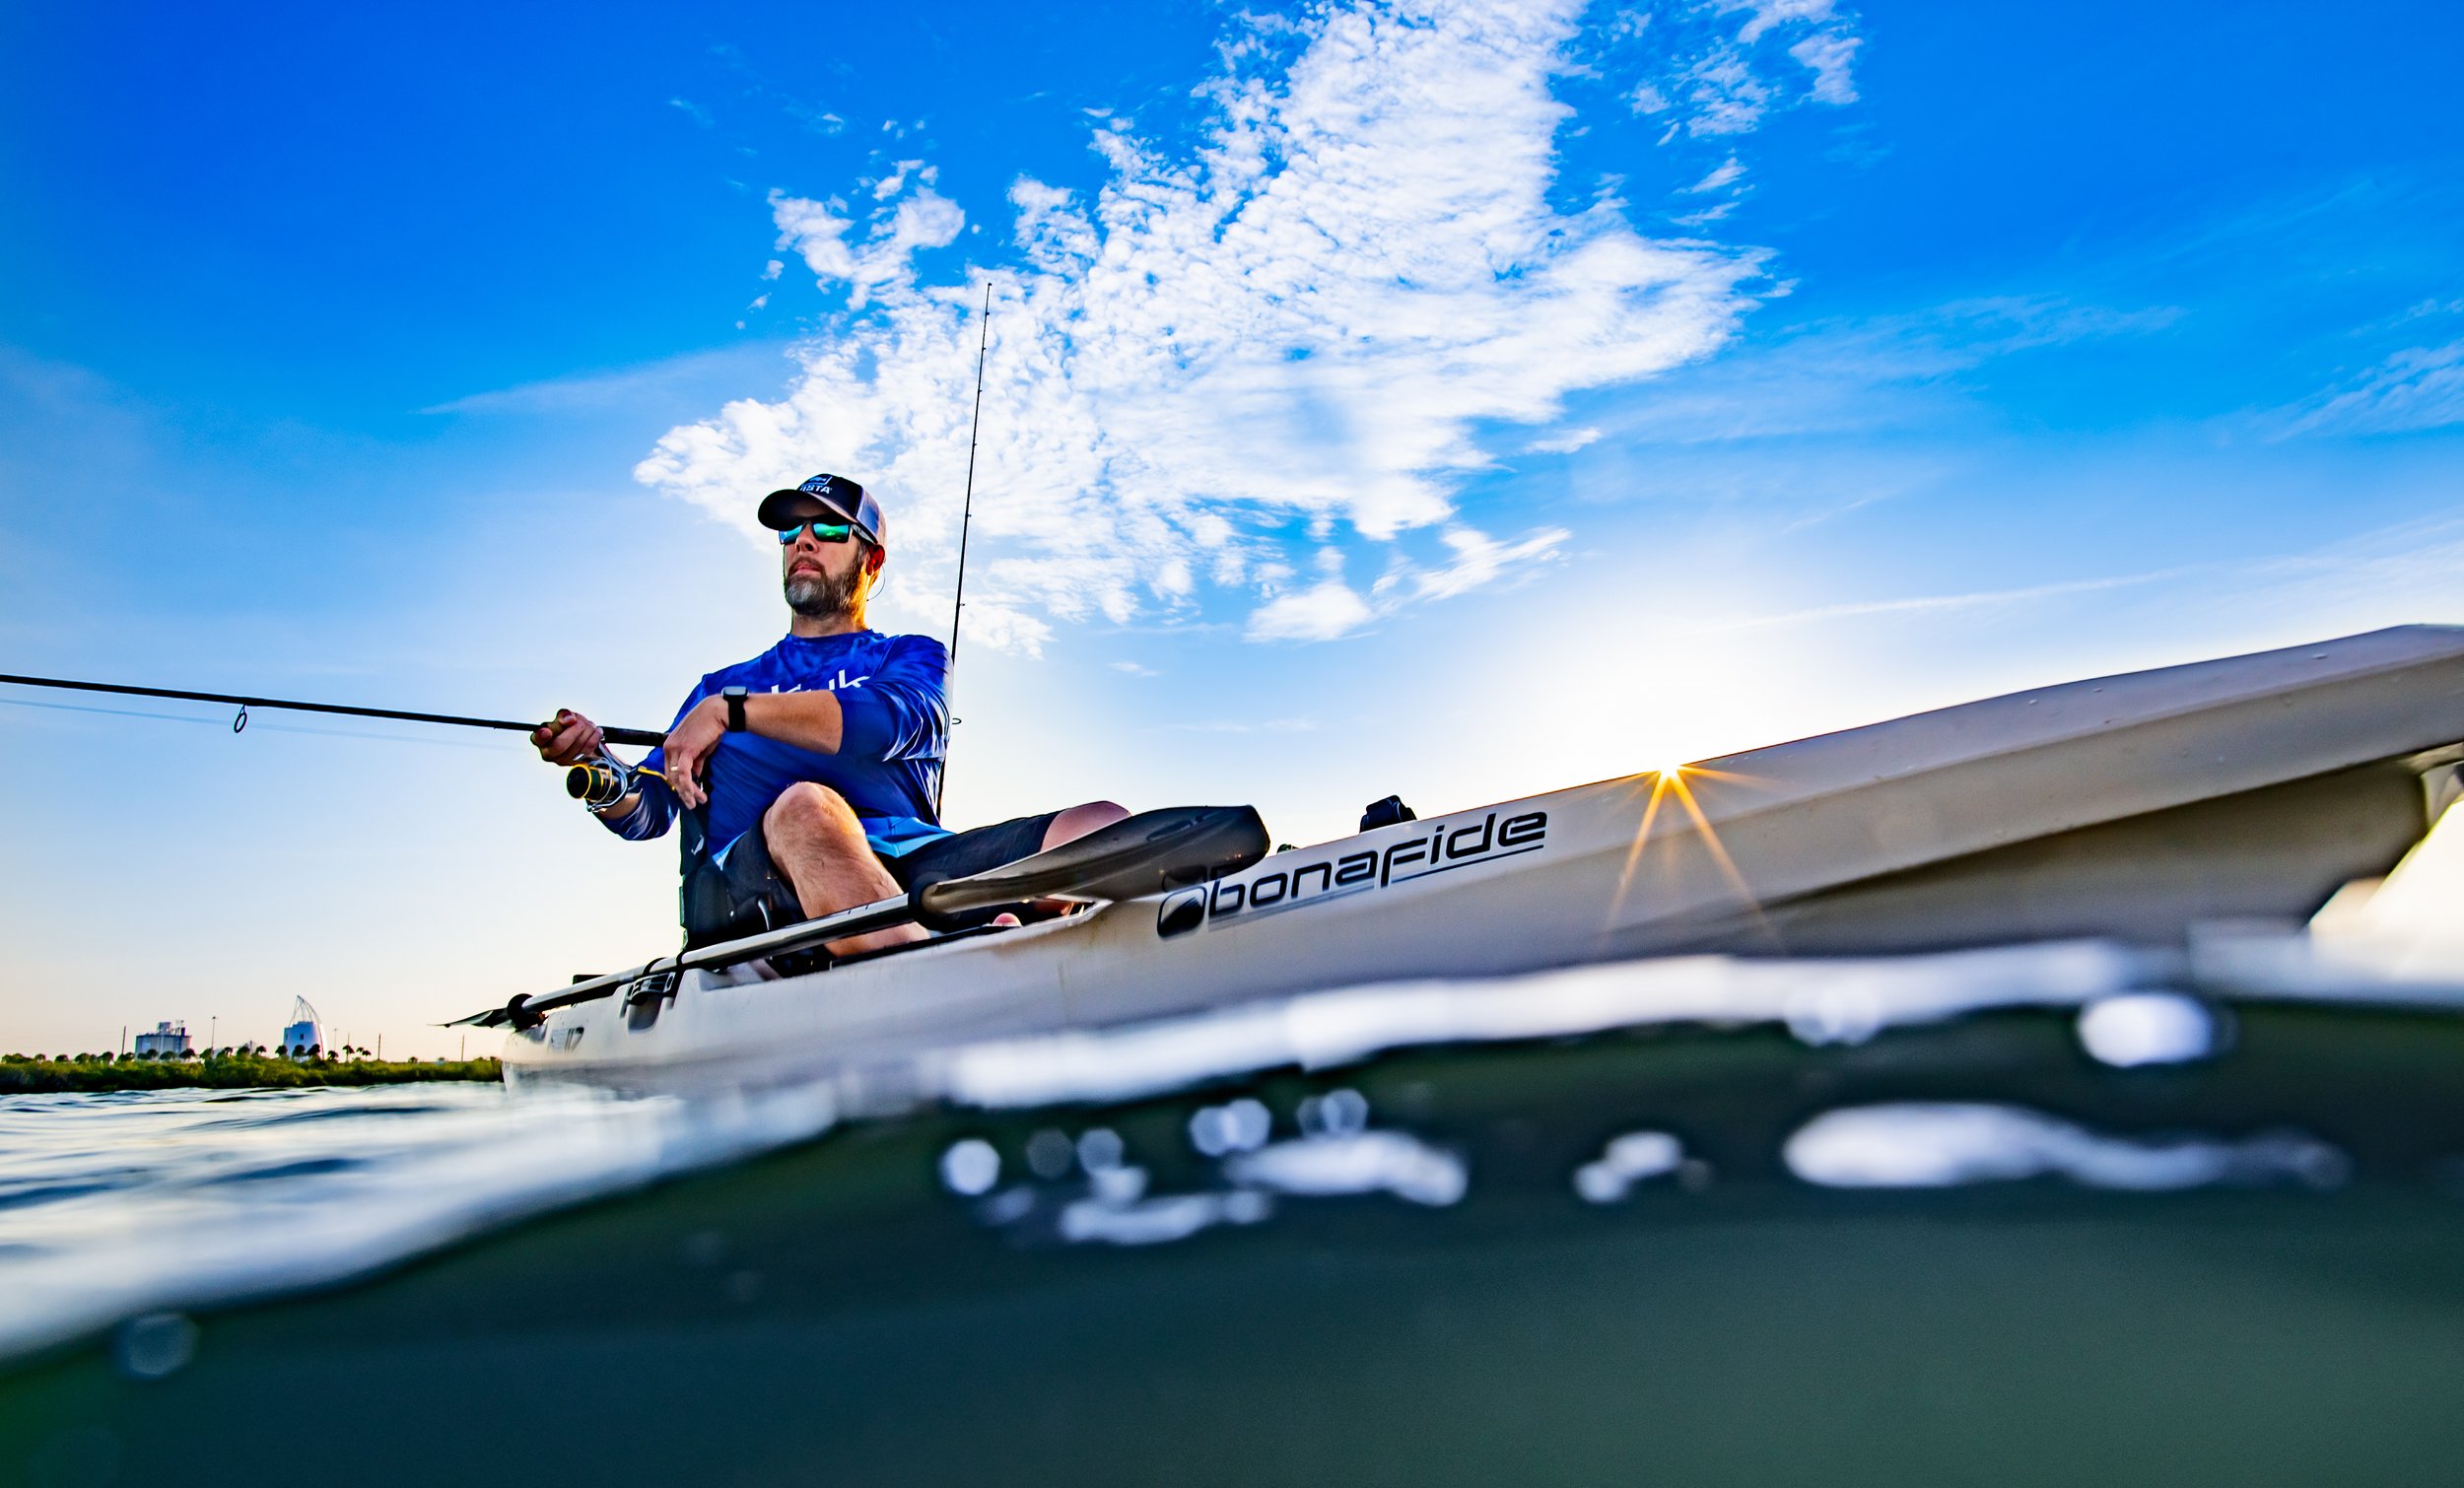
[778, 500, 874, 620]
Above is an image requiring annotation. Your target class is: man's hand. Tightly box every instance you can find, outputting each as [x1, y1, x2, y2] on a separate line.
[662, 697, 727, 809]
[532, 709, 605, 766]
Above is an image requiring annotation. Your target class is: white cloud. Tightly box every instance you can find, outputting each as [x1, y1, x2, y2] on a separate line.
[1721, 0, 1835, 43]
[1672, 200, 1740, 226]
[1527, 425, 1603, 452]
[1248, 576, 1379, 642]
[1613, 0, 1862, 137]
[1789, 31, 1861, 103]
[1686, 156, 1745, 192]
[420, 344, 793, 418]
[2270, 338, 2464, 439]
[1241, 522, 1571, 642]
[768, 192, 856, 282]
[1394, 524, 1571, 602]
[642, 0, 1848, 651]
[1678, 52, 1774, 135]
[768, 184, 966, 310]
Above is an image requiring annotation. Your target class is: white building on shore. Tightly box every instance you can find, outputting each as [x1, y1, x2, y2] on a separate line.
[280, 997, 323, 1057]
[133, 1021, 191, 1057]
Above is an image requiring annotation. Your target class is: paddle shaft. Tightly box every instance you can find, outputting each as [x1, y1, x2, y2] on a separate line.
[457, 889, 936, 1027]
[454, 804, 1271, 1029]
[0, 673, 664, 748]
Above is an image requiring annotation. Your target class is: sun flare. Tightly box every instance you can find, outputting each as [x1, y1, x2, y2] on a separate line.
[1607, 759, 1772, 941]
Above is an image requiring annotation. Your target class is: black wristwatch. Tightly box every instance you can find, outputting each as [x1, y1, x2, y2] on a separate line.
[721, 686, 749, 732]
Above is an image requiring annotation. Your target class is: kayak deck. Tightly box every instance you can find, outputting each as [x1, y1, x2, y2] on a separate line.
[502, 626, 2464, 1094]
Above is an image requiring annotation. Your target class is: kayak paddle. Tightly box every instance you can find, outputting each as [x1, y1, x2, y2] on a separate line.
[451, 803, 1269, 1030]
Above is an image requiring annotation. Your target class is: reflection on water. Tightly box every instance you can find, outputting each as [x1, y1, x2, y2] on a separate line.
[10, 932, 2464, 1483]
[939, 1087, 1464, 1250]
[0, 1081, 838, 1363]
[1228, 1129, 1468, 1206]
[2076, 991, 2223, 1067]
[0, 937, 2452, 1362]
[1572, 1130, 1691, 1203]
[1784, 1103, 2350, 1191]
[930, 940, 2153, 1108]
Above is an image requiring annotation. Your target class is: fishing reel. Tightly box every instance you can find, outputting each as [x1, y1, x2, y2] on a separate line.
[566, 752, 639, 808]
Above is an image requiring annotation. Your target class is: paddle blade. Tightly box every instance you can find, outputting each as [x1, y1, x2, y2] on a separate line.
[918, 805, 1268, 918]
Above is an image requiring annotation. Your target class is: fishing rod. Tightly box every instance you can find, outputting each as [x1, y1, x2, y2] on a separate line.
[0, 673, 664, 748]
[937, 279, 993, 820]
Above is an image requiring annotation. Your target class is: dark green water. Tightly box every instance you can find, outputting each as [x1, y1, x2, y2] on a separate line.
[9, 1004, 2464, 1487]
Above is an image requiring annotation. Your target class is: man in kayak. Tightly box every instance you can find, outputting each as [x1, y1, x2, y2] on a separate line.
[531, 472, 1126, 955]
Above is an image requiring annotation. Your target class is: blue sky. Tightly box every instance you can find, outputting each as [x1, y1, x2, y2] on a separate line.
[4, 0, 2460, 1055]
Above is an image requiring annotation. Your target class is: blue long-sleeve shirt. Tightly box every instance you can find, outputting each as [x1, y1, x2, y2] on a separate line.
[598, 630, 950, 859]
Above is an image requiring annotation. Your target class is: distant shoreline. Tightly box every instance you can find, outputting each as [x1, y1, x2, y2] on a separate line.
[0, 1052, 502, 1094]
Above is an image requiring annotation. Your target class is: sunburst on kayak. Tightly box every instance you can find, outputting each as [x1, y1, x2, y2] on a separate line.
[1609, 761, 1770, 935]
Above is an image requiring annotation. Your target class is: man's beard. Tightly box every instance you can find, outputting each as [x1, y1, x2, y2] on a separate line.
[785, 560, 864, 621]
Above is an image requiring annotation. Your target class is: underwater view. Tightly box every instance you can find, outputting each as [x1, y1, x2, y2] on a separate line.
[9, 939, 2464, 1487]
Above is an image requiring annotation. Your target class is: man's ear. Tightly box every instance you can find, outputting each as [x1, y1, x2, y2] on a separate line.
[865, 548, 885, 575]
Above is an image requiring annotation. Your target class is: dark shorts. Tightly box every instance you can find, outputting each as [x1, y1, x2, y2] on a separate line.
[682, 810, 1061, 949]
[881, 810, 1062, 893]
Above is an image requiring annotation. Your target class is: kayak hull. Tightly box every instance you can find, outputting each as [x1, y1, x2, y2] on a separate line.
[504, 626, 2464, 1096]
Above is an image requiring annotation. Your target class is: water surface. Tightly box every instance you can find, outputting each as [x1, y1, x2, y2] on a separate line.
[7, 944, 2464, 1486]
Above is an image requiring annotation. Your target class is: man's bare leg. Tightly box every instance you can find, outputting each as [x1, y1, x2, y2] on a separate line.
[1043, 800, 1129, 850]
[761, 782, 927, 955]
[1022, 801, 1131, 914]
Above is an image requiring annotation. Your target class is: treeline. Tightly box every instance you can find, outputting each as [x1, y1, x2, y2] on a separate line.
[0, 1048, 503, 1093]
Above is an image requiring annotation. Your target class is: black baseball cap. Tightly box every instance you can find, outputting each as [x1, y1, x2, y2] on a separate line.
[758, 473, 886, 546]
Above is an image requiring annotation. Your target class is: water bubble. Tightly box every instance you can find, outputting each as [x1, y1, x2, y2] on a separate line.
[1228, 1130, 1467, 1207]
[977, 1186, 1035, 1226]
[1025, 1127, 1076, 1179]
[1089, 1165, 1149, 1203]
[1784, 1103, 2351, 1192]
[1604, 1131, 1681, 1176]
[113, 1312, 197, 1381]
[939, 1138, 1000, 1196]
[1573, 1164, 1627, 1204]
[2077, 992, 2218, 1067]
[1298, 1088, 1370, 1137]
[1572, 1130, 1684, 1204]
[1222, 1189, 1272, 1224]
[1189, 1098, 1271, 1157]
[1076, 1127, 1127, 1173]
[1784, 986, 1883, 1047]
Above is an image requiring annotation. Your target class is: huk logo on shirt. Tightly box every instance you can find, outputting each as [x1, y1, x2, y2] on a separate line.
[761, 671, 869, 694]
[1156, 809, 1548, 940]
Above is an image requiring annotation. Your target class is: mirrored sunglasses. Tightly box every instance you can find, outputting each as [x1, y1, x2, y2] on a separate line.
[776, 519, 856, 546]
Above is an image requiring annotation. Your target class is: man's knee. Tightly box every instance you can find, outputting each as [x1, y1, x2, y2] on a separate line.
[766, 781, 859, 839]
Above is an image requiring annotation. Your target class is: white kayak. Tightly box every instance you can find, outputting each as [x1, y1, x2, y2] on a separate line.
[490, 626, 2464, 1096]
